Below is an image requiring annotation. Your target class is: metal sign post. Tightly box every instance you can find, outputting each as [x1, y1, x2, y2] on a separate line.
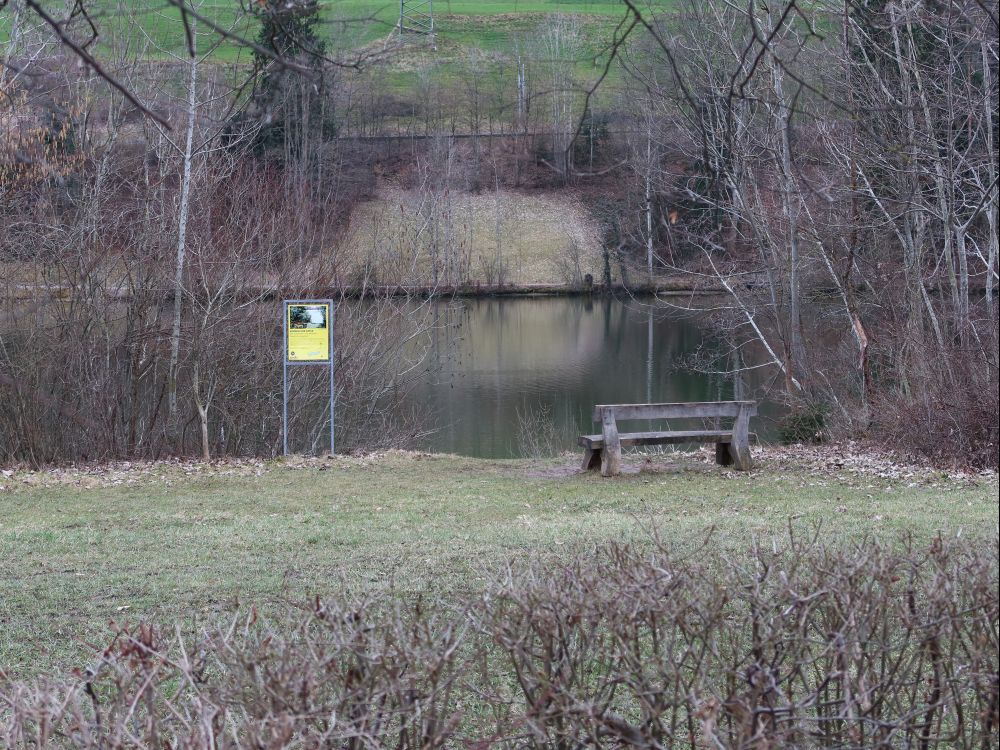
[282, 299, 335, 456]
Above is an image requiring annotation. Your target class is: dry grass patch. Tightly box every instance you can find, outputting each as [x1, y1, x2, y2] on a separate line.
[337, 188, 604, 287]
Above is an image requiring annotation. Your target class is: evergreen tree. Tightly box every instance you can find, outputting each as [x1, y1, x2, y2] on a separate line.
[249, 0, 333, 155]
[253, 0, 325, 70]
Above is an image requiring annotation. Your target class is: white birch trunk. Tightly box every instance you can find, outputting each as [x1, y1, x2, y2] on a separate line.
[645, 135, 653, 281]
[981, 40, 998, 315]
[769, 45, 806, 381]
[167, 34, 198, 418]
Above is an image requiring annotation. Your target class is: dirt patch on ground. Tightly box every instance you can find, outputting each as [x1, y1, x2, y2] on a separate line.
[521, 452, 717, 478]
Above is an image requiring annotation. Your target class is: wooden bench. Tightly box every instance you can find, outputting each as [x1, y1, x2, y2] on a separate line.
[579, 401, 757, 477]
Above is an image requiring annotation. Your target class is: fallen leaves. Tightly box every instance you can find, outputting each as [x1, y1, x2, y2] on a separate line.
[691, 441, 996, 485]
[0, 450, 437, 494]
[0, 444, 993, 496]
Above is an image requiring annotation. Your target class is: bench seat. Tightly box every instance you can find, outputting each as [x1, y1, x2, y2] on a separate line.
[578, 430, 732, 449]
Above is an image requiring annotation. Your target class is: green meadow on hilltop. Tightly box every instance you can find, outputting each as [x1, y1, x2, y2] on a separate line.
[3, 1, 676, 62]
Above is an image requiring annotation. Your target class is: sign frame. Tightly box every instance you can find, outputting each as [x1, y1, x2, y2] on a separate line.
[282, 299, 335, 456]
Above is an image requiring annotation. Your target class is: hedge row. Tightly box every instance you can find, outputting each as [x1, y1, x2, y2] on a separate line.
[3, 533, 998, 748]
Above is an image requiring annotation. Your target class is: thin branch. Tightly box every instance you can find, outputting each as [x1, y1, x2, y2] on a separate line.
[22, 0, 171, 127]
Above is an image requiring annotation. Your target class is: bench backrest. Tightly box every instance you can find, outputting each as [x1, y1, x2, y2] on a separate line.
[593, 401, 757, 423]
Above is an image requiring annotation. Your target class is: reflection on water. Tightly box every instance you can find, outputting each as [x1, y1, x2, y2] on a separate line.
[408, 296, 772, 458]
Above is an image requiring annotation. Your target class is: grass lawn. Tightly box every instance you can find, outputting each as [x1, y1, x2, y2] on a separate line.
[1, 448, 996, 680]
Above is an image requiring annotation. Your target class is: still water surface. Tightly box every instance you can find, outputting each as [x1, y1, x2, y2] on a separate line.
[407, 296, 776, 458]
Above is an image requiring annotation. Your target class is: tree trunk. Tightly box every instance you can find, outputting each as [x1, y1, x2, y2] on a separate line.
[980, 40, 998, 321]
[168, 37, 198, 418]
[769, 50, 807, 385]
[645, 135, 654, 282]
[193, 362, 210, 461]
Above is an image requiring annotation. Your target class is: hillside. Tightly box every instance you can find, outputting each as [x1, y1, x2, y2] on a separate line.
[338, 187, 606, 287]
[2, 1, 672, 62]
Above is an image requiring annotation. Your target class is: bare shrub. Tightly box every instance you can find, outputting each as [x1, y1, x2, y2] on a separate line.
[0, 158, 433, 465]
[514, 404, 563, 458]
[0, 594, 467, 749]
[869, 333, 1000, 470]
[478, 251, 509, 288]
[477, 534, 1000, 749]
[2, 534, 997, 748]
[549, 240, 585, 289]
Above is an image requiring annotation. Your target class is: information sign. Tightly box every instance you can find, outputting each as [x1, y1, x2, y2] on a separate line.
[287, 303, 331, 362]
[282, 299, 335, 455]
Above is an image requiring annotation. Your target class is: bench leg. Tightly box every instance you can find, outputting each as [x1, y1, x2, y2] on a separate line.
[581, 448, 601, 471]
[716, 441, 752, 470]
[600, 411, 622, 477]
[715, 442, 734, 467]
[731, 405, 752, 471]
[730, 441, 752, 471]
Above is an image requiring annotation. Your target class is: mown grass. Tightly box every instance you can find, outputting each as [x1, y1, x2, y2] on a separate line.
[1, 450, 996, 680]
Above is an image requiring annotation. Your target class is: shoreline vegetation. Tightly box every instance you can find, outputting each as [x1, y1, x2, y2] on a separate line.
[4, 277, 728, 301]
[8, 278, 986, 301]
[8, 277, 982, 302]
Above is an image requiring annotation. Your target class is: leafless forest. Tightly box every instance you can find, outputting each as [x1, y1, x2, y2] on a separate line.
[2, 0, 997, 467]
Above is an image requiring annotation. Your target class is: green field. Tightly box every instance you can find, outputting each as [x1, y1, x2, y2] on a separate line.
[3, 0, 672, 116]
[3, 0, 669, 60]
[1, 449, 996, 680]
[2, 1, 678, 88]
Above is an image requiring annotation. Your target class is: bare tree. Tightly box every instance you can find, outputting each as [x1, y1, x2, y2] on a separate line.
[536, 16, 583, 181]
[611, 0, 996, 460]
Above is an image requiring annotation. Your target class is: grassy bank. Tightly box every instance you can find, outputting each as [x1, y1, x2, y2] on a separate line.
[339, 188, 606, 287]
[1, 448, 996, 679]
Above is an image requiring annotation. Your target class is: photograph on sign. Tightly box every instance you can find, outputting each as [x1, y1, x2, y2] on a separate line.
[287, 304, 330, 361]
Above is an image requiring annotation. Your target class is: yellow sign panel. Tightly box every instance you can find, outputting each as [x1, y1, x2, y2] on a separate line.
[287, 303, 330, 362]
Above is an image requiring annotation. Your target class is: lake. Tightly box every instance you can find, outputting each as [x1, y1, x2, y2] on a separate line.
[407, 296, 779, 458]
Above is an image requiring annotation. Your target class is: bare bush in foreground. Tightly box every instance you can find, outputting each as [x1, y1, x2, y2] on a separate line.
[2, 533, 997, 748]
